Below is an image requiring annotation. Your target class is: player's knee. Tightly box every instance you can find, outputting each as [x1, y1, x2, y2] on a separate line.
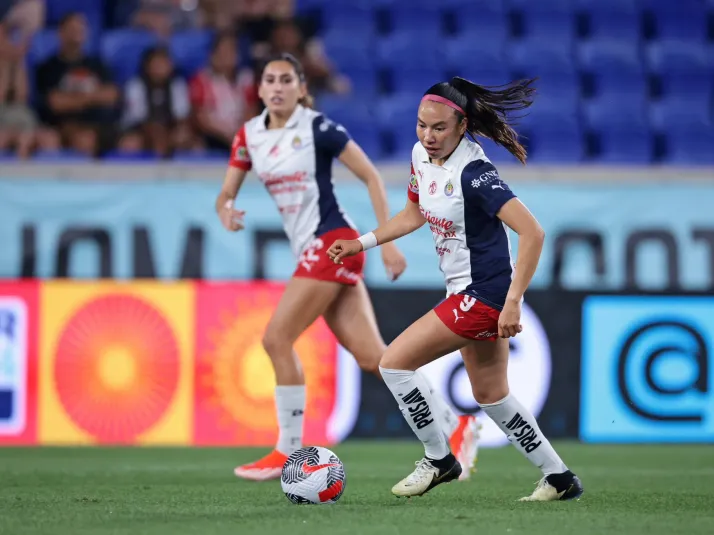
[261, 330, 289, 360]
[472, 383, 508, 405]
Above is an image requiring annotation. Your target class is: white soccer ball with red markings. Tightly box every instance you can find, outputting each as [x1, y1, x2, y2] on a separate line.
[280, 446, 346, 504]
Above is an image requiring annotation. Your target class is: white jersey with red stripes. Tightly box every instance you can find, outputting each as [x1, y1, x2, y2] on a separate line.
[230, 105, 355, 257]
[408, 137, 516, 309]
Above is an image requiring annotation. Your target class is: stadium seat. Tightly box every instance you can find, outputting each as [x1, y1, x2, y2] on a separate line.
[577, 0, 638, 14]
[652, 13, 709, 42]
[443, 35, 506, 75]
[531, 73, 581, 111]
[650, 98, 713, 131]
[521, 12, 577, 45]
[583, 97, 649, 131]
[46, 0, 104, 29]
[646, 41, 714, 76]
[169, 30, 214, 78]
[389, 7, 443, 39]
[660, 73, 714, 101]
[451, 4, 509, 41]
[376, 35, 442, 70]
[527, 129, 585, 164]
[508, 40, 576, 78]
[509, 0, 576, 14]
[376, 93, 419, 132]
[100, 29, 159, 84]
[586, 11, 641, 46]
[322, 5, 377, 36]
[594, 126, 653, 164]
[592, 71, 647, 99]
[578, 40, 643, 75]
[665, 124, 714, 164]
[390, 67, 445, 95]
[321, 31, 375, 71]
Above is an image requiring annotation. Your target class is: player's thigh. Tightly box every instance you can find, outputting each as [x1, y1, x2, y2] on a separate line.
[380, 310, 468, 371]
[460, 338, 510, 404]
[263, 276, 343, 348]
[323, 280, 385, 373]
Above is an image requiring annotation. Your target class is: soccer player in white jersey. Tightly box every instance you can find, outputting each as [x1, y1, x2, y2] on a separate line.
[215, 54, 479, 481]
[327, 76, 584, 501]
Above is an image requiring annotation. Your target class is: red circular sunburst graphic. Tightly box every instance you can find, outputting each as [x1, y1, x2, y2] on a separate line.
[54, 294, 180, 443]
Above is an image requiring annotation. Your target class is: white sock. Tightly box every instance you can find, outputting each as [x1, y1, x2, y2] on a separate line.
[418, 371, 459, 437]
[480, 393, 567, 476]
[275, 385, 305, 455]
[380, 367, 450, 460]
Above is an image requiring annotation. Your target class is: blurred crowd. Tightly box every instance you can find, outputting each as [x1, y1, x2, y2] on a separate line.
[0, 0, 350, 159]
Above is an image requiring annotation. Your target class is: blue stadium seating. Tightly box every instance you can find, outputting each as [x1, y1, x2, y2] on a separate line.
[29, 0, 714, 163]
[666, 124, 714, 164]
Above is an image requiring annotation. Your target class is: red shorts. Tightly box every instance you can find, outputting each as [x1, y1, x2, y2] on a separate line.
[434, 293, 501, 341]
[293, 227, 365, 286]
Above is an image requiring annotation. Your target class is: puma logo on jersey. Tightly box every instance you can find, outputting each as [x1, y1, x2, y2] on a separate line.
[491, 183, 504, 190]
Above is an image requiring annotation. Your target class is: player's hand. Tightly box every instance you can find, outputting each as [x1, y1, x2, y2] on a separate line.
[380, 242, 407, 281]
[327, 239, 362, 264]
[218, 200, 246, 232]
[498, 298, 523, 338]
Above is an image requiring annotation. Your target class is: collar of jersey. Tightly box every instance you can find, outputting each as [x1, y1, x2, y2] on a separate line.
[420, 136, 469, 171]
[255, 104, 305, 132]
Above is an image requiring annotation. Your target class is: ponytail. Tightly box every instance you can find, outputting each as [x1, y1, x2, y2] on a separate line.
[298, 93, 314, 109]
[424, 77, 537, 164]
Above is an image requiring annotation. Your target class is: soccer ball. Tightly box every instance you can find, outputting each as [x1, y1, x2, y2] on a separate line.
[280, 446, 346, 504]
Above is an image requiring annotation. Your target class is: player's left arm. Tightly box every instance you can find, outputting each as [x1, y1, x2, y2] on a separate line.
[317, 115, 406, 278]
[462, 160, 545, 304]
[497, 198, 545, 303]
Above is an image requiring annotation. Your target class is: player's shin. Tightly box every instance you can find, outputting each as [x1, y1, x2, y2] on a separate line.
[417, 371, 459, 437]
[380, 367, 450, 460]
[479, 393, 567, 475]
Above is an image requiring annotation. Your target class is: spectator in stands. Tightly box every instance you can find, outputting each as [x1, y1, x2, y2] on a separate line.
[0, 19, 59, 158]
[258, 19, 350, 96]
[189, 32, 258, 152]
[118, 46, 195, 157]
[35, 12, 120, 157]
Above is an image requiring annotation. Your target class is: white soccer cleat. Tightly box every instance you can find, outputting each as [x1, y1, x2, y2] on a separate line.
[391, 456, 462, 497]
[519, 472, 584, 502]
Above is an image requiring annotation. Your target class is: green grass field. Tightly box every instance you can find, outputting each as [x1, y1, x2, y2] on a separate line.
[1, 441, 713, 535]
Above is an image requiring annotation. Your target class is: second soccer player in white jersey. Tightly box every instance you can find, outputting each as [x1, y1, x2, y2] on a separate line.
[215, 54, 480, 481]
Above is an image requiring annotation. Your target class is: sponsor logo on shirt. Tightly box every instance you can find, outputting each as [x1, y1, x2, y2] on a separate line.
[420, 207, 456, 239]
[428, 181, 437, 195]
[471, 170, 499, 188]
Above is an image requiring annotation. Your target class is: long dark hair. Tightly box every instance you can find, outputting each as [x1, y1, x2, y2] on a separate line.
[260, 52, 314, 109]
[424, 77, 536, 164]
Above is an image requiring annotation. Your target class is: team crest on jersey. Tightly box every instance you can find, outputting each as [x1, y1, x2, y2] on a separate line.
[444, 180, 454, 197]
[428, 181, 437, 195]
[292, 135, 302, 150]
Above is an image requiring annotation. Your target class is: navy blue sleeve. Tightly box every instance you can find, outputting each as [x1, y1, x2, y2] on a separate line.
[313, 114, 351, 157]
[460, 159, 516, 218]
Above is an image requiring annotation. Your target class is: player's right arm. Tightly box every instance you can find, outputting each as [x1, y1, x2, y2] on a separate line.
[216, 126, 252, 232]
[327, 163, 426, 263]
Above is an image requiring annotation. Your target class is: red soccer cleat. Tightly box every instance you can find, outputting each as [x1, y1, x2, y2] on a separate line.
[449, 414, 481, 481]
[234, 450, 289, 481]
